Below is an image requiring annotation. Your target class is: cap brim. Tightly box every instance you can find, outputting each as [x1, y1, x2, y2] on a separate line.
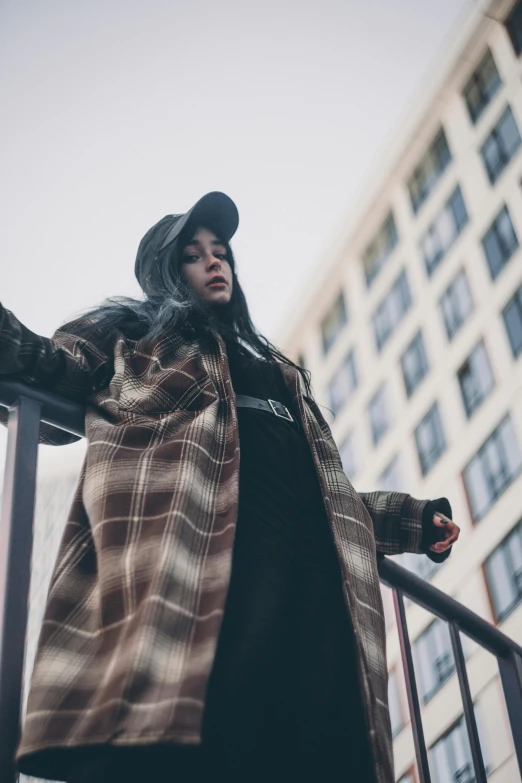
[159, 191, 239, 252]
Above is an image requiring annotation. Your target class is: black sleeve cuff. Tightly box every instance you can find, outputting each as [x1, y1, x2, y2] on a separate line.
[421, 496, 453, 564]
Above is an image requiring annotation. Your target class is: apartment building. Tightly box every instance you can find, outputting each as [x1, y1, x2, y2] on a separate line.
[279, 1, 522, 781]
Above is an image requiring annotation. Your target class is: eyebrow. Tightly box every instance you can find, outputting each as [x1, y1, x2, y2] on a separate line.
[185, 238, 225, 247]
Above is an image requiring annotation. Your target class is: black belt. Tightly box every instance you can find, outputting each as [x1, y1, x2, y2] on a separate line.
[235, 394, 294, 423]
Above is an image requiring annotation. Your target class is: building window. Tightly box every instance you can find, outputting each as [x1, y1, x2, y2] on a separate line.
[414, 619, 455, 703]
[321, 292, 348, 353]
[401, 330, 429, 398]
[463, 48, 502, 124]
[420, 186, 469, 276]
[339, 431, 358, 480]
[457, 340, 494, 418]
[439, 269, 474, 341]
[480, 105, 522, 184]
[503, 284, 522, 358]
[415, 402, 446, 476]
[505, 0, 522, 56]
[430, 712, 490, 783]
[408, 128, 452, 214]
[368, 383, 392, 446]
[463, 414, 522, 522]
[482, 204, 519, 279]
[485, 521, 522, 621]
[328, 350, 357, 415]
[378, 454, 405, 492]
[372, 269, 412, 352]
[362, 211, 399, 287]
[388, 670, 404, 738]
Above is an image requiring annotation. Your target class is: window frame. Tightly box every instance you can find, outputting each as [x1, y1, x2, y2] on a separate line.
[439, 268, 474, 341]
[413, 618, 456, 704]
[368, 383, 392, 446]
[505, 0, 522, 56]
[463, 48, 502, 125]
[484, 520, 522, 622]
[414, 401, 446, 476]
[429, 712, 489, 783]
[372, 268, 412, 352]
[400, 329, 429, 398]
[456, 339, 495, 419]
[378, 454, 404, 492]
[328, 348, 358, 416]
[407, 128, 452, 215]
[481, 203, 519, 280]
[480, 104, 522, 184]
[362, 211, 399, 287]
[320, 291, 348, 354]
[463, 413, 522, 523]
[420, 185, 469, 276]
[502, 284, 522, 358]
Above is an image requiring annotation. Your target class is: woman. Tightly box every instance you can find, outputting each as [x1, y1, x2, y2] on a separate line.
[2, 192, 460, 783]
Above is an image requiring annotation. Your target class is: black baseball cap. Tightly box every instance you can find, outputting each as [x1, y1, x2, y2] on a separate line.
[135, 191, 239, 294]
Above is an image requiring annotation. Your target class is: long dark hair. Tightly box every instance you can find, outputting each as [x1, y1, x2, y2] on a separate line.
[66, 224, 313, 396]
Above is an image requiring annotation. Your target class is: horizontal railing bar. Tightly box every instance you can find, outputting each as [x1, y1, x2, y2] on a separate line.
[378, 557, 522, 659]
[0, 380, 85, 437]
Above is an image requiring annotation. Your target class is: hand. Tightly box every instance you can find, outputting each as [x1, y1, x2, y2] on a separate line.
[429, 513, 460, 553]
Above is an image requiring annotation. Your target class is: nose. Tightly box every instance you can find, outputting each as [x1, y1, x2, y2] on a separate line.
[206, 253, 221, 271]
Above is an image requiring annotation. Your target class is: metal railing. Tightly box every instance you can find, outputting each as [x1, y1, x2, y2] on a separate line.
[0, 379, 521, 783]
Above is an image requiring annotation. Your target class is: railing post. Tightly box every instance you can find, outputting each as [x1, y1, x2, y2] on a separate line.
[393, 587, 431, 783]
[448, 623, 487, 783]
[0, 397, 41, 783]
[498, 650, 522, 776]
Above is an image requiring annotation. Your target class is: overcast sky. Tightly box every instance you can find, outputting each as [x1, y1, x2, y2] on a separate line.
[1, 0, 472, 344]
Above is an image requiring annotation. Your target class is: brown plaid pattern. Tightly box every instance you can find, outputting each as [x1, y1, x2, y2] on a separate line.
[0, 305, 433, 783]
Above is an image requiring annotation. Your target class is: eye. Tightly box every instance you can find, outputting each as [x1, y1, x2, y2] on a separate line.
[183, 253, 200, 263]
[214, 253, 228, 261]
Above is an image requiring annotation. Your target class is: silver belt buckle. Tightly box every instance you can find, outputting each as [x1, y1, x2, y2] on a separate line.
[268, 398, 294, 422]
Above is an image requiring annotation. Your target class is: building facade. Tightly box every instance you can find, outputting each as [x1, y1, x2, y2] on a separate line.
[279, 1, 522, 781]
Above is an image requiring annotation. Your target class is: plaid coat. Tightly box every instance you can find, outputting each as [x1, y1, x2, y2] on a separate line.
[0, 305, 447, 782]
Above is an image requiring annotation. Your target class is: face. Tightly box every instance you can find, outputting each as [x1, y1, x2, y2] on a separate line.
[180, 227, 233, 305]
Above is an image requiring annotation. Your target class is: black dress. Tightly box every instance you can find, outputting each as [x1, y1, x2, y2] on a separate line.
[200, 340, 376, 780]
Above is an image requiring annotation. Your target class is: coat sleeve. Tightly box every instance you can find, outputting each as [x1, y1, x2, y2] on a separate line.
[0, 303, 113, 445]
[358, 490, 453, 563]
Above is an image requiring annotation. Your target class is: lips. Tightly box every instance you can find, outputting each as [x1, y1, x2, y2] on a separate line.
[207, 276, 227, 286]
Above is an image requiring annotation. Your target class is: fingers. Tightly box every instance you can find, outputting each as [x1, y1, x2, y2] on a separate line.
[430, 542, 452, 553]
[429, 516, 460, 552]
[446, 527, 460, 545]
[433, 514, 451, 527]
[443, 521, 460, 544]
